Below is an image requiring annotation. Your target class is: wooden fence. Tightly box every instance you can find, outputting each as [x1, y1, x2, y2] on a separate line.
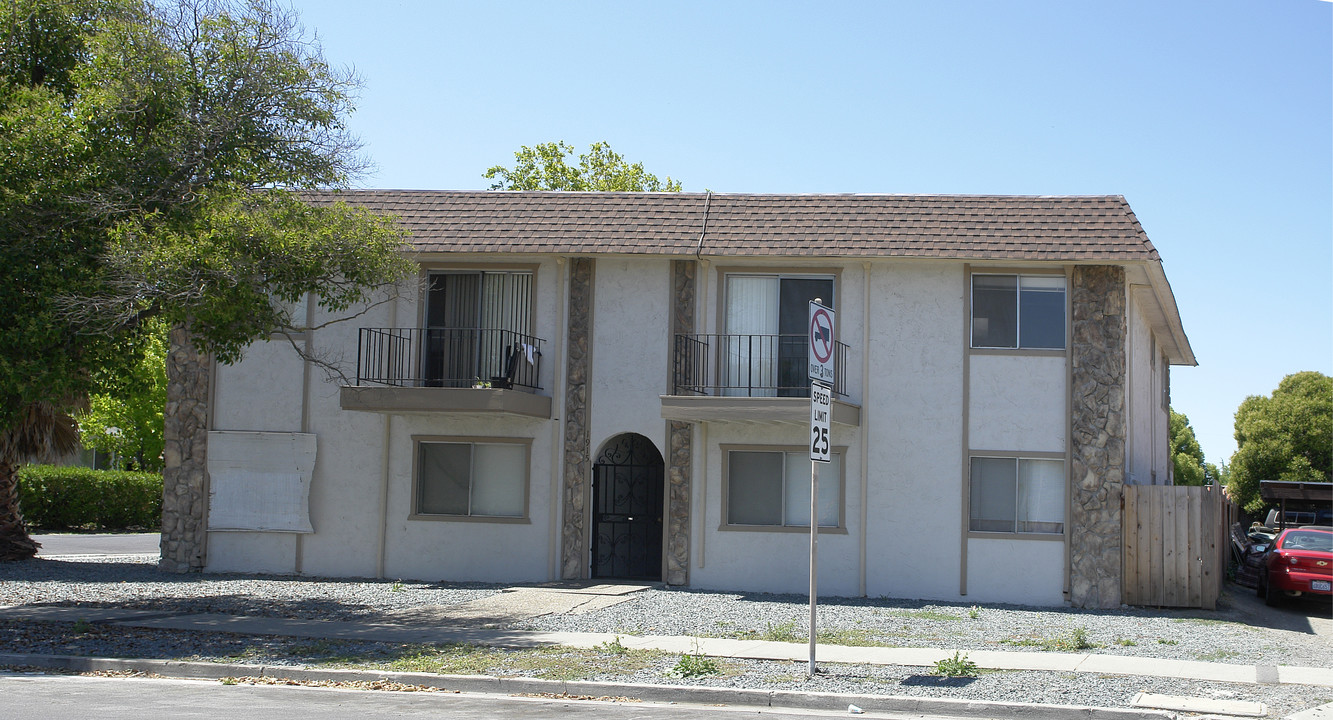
[1122, 485, 1229, 609]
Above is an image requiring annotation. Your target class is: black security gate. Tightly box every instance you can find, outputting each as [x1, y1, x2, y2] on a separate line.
[591, 434, 664, 581]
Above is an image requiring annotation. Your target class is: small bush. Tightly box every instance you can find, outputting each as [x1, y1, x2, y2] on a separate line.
[16, 464, 162, 531]
[932, 651, 978, 677]
[667, 641, 720, 678]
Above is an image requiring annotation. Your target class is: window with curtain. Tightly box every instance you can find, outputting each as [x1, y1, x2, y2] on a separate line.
[424, 271, 533, 386]
[416, 440, 528, 518]
[723, 274, 833, 396]
[969, 456, 1065, 534]
[726, 449, 840, 528]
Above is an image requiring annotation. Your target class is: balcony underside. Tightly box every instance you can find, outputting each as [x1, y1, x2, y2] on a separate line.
[340, 386, 552, 419]
[660, 395, 860, 426]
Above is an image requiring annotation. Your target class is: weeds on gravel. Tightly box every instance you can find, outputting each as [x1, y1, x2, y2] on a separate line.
[374, 642, 658, 681]
[816, 628, 887, 647]
[968, 605, 980, 619]
[71, 619, 93, 634]
[718, 620, 803, 643]
[1156, 639, 1178, 645]
[595, 636, 629, 655]
[1002, 627, 1100, 651]
[932, 652, 978, 677]
[761, 620, 803, 643]
[667, 641, 720, 678]
[887, 609, 962, 622]
[1114, 638, 1137, 647]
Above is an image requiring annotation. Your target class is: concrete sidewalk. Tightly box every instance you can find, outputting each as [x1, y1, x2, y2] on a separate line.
[3, 603, 1330, 689]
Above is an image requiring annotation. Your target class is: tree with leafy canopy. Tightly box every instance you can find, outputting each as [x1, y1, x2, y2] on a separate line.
[1225, 371, 1332, 512]
[484, 141, 683, 192]
[0, 0, 412, 563]
[76, 321, 168, 471]
[1168, 409, 1207, 486]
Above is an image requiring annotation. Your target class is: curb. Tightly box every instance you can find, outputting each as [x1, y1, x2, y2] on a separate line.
[0, 652, 1176, 720]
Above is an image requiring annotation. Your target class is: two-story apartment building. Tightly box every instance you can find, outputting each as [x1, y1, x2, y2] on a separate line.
[197, 191, 1193, 609]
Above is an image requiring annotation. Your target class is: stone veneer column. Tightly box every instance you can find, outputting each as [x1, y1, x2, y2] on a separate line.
[1068, 266, 1127, 609]
[560, 259, 593, 579]
[160, 324, 211, 573]
[666, 259, 696, 586]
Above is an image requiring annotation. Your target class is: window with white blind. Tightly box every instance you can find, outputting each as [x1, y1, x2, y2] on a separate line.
[969, 456, 1065, 534]
[415, 439, 528, 519]
[725, 449, 841, 528]
[724, 274, 833, 396]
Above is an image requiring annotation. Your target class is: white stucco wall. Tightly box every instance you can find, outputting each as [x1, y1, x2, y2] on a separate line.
[861, 262, 967, 602]
[689, 421, 862, 597]
[206, 257, 565, 581]
[966, 538, 1066, 605]
[211, 337, 305, 432]
[204, 253, 1102, 607]
[963, 349, 1068, 604]
[1126, 290, 1167, 486]
[207, 324, 315, 573]
[588, 257, 671, 460]
[379, 413, 553, 582]
[968, 355, 1066, 453]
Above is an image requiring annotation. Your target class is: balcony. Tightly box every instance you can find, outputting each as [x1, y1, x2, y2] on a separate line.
[340, 328, 550, 418]
[662, 333, 860, 426]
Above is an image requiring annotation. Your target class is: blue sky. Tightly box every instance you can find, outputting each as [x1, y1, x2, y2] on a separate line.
[290, 0, 1332, 466]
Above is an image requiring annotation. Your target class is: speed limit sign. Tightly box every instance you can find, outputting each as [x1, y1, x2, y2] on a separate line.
[809, 380, 832, 463]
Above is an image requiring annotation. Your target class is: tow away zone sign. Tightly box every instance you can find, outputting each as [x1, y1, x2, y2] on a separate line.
[808, 301, 835, 385]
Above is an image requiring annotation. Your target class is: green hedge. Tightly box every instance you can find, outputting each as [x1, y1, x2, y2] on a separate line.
[16, 465, 162, 531]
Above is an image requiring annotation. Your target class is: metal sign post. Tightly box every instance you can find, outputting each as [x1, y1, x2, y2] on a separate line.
[807, 300, 834, 676]
[808, 379, 831, 676]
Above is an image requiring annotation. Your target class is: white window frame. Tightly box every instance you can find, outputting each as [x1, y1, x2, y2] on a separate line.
[970, 272, 1067, 350]
[720, 445, 846, 532]
[411, 436, 531, 523]
[968, 454, 1066, 537]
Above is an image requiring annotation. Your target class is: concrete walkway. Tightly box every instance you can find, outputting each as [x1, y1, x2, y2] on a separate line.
[2, 603, 1329, 689]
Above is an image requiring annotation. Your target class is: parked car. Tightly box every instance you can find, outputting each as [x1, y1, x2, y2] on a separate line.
[1257, 526, 1333, 606]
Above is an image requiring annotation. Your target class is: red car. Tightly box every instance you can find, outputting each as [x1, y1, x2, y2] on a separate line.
[1257, 527, 1333, 606]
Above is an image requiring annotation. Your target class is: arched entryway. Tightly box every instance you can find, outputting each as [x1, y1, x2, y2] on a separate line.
[591, 433, 664, 580]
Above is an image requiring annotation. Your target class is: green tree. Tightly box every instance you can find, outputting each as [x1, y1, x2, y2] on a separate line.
[1226, 371, 1333, 512]
[484, 141, 683, 192]
[0, 0, 411, 563]
[1169, 408, 1207, 486]
[76, 322, 168, 471]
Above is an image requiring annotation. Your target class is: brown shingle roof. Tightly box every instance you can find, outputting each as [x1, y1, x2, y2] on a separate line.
[300, 190, 1160, 262]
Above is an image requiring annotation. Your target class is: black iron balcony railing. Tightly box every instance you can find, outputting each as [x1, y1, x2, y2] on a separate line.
[355, 328, 544, 390]
[673, 333, 849, 398]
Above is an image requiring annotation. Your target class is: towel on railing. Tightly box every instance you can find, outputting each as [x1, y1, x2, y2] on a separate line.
[520, 342, 537, 365]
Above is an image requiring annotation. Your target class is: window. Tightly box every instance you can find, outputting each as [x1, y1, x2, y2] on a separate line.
[724, 274, 834, 396]
[971, 274, 1066, 350]
[969, 456, 1064, 534]
[725, 449, 840, 528]
[415, 439, 528, 518]
[424, 270, 534, 387]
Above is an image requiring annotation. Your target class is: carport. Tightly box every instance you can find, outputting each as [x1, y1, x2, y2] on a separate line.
[1260, 480, 1333, 531]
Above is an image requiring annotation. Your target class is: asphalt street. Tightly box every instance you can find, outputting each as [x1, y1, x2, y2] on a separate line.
[0, 674, 921, 720]
[32, 533, 160, 557]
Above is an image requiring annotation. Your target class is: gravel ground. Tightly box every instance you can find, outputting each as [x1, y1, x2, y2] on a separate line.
[516, 585, 1332, 668]
[2, 555, 1331, 718]
[0, 556, 501, 620]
